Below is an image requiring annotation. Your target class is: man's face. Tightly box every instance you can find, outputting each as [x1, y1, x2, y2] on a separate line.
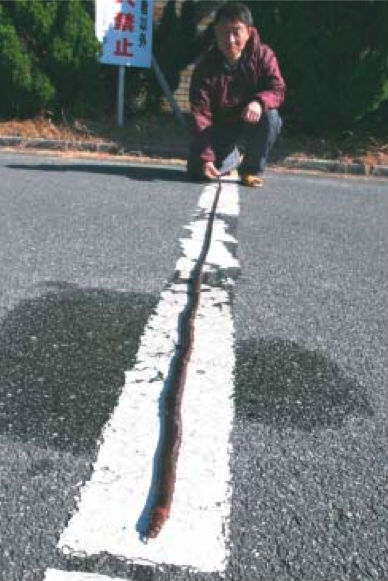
[215, 19, 251, 64]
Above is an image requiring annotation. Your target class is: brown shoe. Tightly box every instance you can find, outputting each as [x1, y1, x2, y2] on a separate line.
[241, 174, 264, 187]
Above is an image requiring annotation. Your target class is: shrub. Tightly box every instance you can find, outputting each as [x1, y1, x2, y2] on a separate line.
[0, 0, 100, 118]
[48, 0, 101, 115]
[247, 0, 388, 134]
[0, 1, 56, 117]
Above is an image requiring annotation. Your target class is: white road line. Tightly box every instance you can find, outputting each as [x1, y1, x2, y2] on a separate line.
[57, 182, 239, 572]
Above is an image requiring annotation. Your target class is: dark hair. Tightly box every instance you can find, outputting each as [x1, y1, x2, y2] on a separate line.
[214, 2, 253, 27]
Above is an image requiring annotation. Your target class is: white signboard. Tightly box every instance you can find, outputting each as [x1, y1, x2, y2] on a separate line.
[95, 0, 153, 68]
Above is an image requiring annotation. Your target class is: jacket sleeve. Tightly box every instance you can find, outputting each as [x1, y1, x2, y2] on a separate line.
[189, 66, 216, 163]
[255, 46, 286, 111]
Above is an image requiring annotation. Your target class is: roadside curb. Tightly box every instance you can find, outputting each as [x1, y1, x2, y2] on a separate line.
[1, 135, 387, 178]
[280, 156, 388, 178]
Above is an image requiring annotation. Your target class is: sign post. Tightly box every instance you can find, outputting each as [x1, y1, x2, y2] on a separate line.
[117, 65, 125, 126]
[95, 0, 154, 126]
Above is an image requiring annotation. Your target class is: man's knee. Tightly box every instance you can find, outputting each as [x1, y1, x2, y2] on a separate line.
[243, 109, 282, 146]
[261, 109, 282, 136]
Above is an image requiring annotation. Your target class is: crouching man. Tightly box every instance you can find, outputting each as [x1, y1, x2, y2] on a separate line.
[187, 1, 286, 187]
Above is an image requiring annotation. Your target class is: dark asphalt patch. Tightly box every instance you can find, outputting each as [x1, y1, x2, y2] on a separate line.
[234, 338, 373, 430]
[0, 283, 157, 455]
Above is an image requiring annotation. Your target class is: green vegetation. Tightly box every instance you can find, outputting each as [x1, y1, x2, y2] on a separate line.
[0, 0, 386, 136]
[0, 0, 100, 117]
[247, 0, 388, 134]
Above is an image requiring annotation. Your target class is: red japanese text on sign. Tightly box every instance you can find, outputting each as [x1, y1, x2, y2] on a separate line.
[115, 0, 135, 6]
[96, 0, 153, 68]
[113, 37, 133, 57]
[114, 12, 135, 32]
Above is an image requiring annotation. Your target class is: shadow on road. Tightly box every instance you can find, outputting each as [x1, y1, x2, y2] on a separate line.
[234, 338, 373, 431]
[7, 163, 190, 183]
[0, 282, 157, 455]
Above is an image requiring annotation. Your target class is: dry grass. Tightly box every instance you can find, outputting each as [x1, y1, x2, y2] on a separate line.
[0, 113, 189, 146]
[0, 113, 386, 166]
[0, 117, 89, 141]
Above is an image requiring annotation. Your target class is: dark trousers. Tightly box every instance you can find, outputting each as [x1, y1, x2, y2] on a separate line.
[187, 109, 282, 179]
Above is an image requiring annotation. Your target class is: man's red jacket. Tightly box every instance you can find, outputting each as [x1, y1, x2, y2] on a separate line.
[189, 27, 286, 163]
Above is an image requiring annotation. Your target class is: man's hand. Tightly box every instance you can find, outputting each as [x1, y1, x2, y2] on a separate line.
[242, 100, 262, 123]
[202, 161, 221, 180]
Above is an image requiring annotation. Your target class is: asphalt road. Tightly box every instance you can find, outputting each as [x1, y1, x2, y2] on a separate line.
[0, 151, 387, 581]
